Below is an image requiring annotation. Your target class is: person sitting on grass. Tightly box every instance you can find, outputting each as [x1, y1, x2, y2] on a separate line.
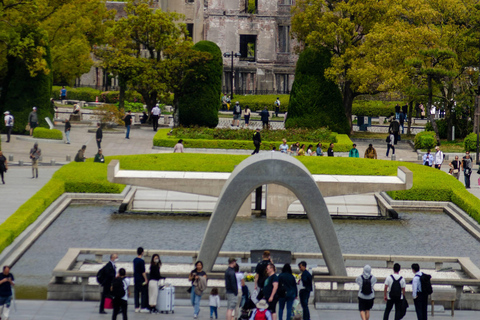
[94, 149, 105, 163]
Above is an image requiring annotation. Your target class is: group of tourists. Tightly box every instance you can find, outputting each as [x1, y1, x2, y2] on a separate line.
[229, 99, 280, 130]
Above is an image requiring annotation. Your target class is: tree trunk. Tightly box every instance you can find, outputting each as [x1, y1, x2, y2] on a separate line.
[428, 76, 441, 145]
[173, 91, 180, 127]
[139, 90, 157, 116]
[342, 81, 355, 135]
[407, 101, 413, 135]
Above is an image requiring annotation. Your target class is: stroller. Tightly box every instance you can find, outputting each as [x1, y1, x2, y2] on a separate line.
[239, 286, 256, 320]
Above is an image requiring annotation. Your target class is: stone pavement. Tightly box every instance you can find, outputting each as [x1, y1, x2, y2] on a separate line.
[8, 300, 480, 320]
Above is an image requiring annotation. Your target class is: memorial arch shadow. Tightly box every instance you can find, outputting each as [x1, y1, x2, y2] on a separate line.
[198, 153, 347, 276]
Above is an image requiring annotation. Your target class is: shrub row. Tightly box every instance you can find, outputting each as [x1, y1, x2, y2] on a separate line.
[233, 95, 290, 112]
[352, 100, 403, 117]
[153, 129, 353, 152]
[464, 133, 478, 152]
[51, 86, 144, 104]
[32, 127, 63, 140]
[414, 131, 436, 149]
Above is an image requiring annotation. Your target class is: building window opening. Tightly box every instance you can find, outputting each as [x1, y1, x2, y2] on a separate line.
[278, 25, 290, 53]
[240, 35, 257, 62]
[186, 24, 194, 39]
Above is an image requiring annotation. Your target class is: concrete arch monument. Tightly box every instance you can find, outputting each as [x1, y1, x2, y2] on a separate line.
[198, 152, 348, 275]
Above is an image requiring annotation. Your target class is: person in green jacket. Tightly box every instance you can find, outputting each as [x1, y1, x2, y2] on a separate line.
[94, 149, 105, 163]
[349, 144, 359, 158]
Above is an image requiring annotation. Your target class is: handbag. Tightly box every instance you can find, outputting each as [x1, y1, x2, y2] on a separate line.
[187, 286, 192, 294]
[465, 168, 472, 176]
[104, 297, 113, 309]
[25, 124, 31, 131]
[453, 169, 459, 174]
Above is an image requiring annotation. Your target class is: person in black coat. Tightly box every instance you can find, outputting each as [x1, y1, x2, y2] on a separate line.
[99, 253, 118, 314]
[252, 129, 262, 155]
[96, 123, 103, 149]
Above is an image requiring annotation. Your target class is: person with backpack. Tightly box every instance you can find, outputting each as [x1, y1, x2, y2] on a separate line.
[249, 299, 273, 320]
[386, 132, 395, 158]
[383, 263, 406, 320]
[356, 264, 377, 320]
[97, 253, 117, 314]
[111, 268, 130, 320]
[411, 263, 432, 320]
[232, 101, 242, 127]
[3, 111, 13, 143]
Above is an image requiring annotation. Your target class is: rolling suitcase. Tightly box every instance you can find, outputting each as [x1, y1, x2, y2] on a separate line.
[157, 286, 175, 314]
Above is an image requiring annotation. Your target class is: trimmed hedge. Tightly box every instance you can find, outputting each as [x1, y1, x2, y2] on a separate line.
[352, 100, 403, 117]
[414, 131, 436, 149]
[464, 133, 478, 152]
[153, 129, 353, 152]
[51, 86, 144, 104]
[32, 127, 63, 140]
[233, 95, 290, 113]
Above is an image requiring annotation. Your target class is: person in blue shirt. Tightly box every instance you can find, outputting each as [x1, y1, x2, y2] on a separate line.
[411, 263, 428, 320]
[349, 144, 359, 158]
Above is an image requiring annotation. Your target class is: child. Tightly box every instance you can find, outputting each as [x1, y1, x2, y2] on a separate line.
[209, 287, 220, 319]
[249, 299, 272, 320]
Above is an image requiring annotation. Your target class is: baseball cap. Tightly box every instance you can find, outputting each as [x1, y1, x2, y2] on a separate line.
[3, 111, 9, 114]
[236, 101, 239, 104]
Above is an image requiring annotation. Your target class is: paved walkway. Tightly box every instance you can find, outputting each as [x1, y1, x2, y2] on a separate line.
[8, 300, 480, 319]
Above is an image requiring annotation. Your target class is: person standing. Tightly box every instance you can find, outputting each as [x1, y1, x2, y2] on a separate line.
[173, 139, 184, 153]
[96, 123, 103, 149]
[327, 143, 334, 157]
[98, 253, 117, 314]
[298, 261, 312, 320]
[356, 265, 377, 320]
[94, 149, 105, 163]
[111, 268, 130, 320]
[252, 128, 261, 155]
[462, 152, 473, 189]
[254, 251, 272, 299]
[364, 144, 377, 159]
[274, 97, 281, 118]
[244, 106, 251, 127]
[422, 150, 433, 167]
[148, 254, 162, 313]
[278, 264, 297, 320]
[316, 143, 323, 156]
[279, 139, 289, 154]
[60, 86, 67, 100]
[209, 288, 220, 319]
[260, 106, 270, 129]
[399, 111, 405, 134]
[222, 94, 228, 111]
[263, 263, 279, 320]
[75, 145, 87, 162]
[411, 263, 428, 320]
[232, 101, 242, 127]
[349, 144, 359, 158]
[0, 151, 7, 184]
[123, 110, 132, 139]
[388, 118, 400, 144]
[189, 261, 207, 319]
[225, 258, 238, 320]
[64, 118, 71, 144]
[386, 132, 395, 157]
[383, 263, 406, 320]
[151, 104, 161, 131]
[133, 247, 149, 313]
[30, 142, 41, 179]
[0, 266, 14, 320]
[4, 111, 13, 143]
[434, 146, 444, 169]
[449, 156, 461, 180]
[234, 263, 244, 320]
[394, 104, 401, 119]
[28, 107, 38, 136]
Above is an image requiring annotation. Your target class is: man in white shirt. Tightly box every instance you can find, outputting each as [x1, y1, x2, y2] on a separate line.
[383, 263, 406, 320]
[434, 146, 444, 169]
[422, 150, 433, 167]
[151, 104, 161, 131]
[3, 111, 13, 143]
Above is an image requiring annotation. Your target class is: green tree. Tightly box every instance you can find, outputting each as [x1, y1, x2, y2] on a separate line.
[178, 41, 221, 128]
[286, 47, 350, 134]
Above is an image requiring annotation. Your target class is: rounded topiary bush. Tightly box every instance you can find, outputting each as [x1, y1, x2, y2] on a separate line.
[464, 133, 478, 152]
[285, 47, 350, 134]
[178, 41, 222, 127]
[414, 131, 436, 149]
[33, 127, 63, 140]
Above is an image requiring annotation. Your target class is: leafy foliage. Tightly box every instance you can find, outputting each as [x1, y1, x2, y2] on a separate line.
[32, 128, 63, 140]
[425, 119, 472, 140]
[51, 86, 144, 104]
[414, 131, 437, 150]
[464, 133, 479, 152]
[353, 100, 403, 117]
[178, 41, 221, 127]
[286, 47, 350, 134]
[233, 95, 290, 112]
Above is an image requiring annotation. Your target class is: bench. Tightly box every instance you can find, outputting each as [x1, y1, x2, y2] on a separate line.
[431, 288, 456, 316]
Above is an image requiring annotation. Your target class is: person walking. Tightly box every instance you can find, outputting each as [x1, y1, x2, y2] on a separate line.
[316, 143, 323, 156]
[96, 123, 103, 149]
[98, 253, 117, 314]
[260, 106, 270, 129]
[189, 261, 207, 319]
[4, 111, 13, 143]
[274, 97, 281, 118]
[64, 118, 71, 144]
[111, 268, 130, 320]
[411, 264, 428, 320]
[349, 144, 359, 158]
[232, 102, 242, 127]
[225, 258, 238, 320]
[422, 150, 433, 167]
[28, 107, 38, 136]
[0, 151, 7, 184]
[75, 145, 87, 162]
[123, 110, 132, 139]
[449, 156, 461, 180]
[148, 254, 162, 313]
[244, 106, 251, 127]
[298, 261, 312, 320]
[434, 146, 444, 169]
[60, 86, 67, 100]
[263, 263, 279, 320]
[462, 152, 473, 189]
[356, 265, 377, 320]
[133, 247, 149, 313]
[209, 288, 220, 319]
[0, 266, 14, 320]
[383, 263, 406, 320]
[327, 143, 334, 157]
[278, 264, 297, 320]
[364, 144, 377, 159]
[388, 118, 400, 144]
[151, 104, 161, 131]
[30, 142, 41, 178]
[386, 132, 395, 157]
[252, 128, 261, 155]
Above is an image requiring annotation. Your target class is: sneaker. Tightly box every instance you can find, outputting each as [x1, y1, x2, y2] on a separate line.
[140, 308, 150, 313]
[135, 308, 140, 313]
[194, 315, 198, 319]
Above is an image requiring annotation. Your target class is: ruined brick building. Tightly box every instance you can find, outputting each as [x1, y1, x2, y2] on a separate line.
[80, 0, 297, 95]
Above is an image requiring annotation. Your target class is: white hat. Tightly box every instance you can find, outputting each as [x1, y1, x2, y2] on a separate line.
[3, 111, 9, 115]
[236, 101, 239, 104]
[33, 107, 37, 110]
[256, 299, 269, 309]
